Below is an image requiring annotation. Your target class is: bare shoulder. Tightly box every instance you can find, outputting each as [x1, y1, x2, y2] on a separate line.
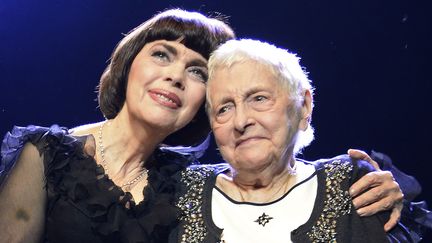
[69, 122, 102, 136]
[69, 122, 103, 157]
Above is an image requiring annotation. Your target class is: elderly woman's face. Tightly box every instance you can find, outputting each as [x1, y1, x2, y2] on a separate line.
[208, 61, 301, 172]
[124, 40, 208, 134]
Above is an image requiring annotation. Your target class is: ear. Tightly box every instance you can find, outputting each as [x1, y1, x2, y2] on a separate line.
[299, 89, 313, 131]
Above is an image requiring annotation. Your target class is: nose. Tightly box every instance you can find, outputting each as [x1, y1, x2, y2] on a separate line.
[233, 105, 254, 134]
[165, 64, 185, 90]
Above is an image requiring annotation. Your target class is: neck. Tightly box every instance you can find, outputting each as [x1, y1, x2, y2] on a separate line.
[100, 113, 166, 175]
[232, 154, 295, 185]
[223, 157, 297, 203]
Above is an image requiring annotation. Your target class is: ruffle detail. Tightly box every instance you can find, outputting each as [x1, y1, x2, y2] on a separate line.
[1, 125, 195, 242]
[1, 125, 75, 185]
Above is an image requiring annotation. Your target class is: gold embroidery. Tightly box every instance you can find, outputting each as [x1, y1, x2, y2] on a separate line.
[307, 160, 353, 242]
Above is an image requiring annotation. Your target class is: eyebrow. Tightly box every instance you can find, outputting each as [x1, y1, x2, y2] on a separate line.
[160, 43, 207, 68]
[161, 43, 178, 56]
[245, 87, 264, 98]
[213, 86, 265, 107]
[215, 96, 232, 107]
[188, 59, 207, 68]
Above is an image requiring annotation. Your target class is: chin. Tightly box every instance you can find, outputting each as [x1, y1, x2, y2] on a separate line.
[234, 155, 272, 170]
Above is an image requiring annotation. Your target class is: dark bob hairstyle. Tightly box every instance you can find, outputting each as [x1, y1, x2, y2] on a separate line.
[97, 9, 235, 146]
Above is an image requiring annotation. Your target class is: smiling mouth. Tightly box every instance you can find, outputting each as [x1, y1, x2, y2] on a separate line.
[236, 137, 263, 147]
[156, 93, 176, 103]
[149, 90, 182, 109]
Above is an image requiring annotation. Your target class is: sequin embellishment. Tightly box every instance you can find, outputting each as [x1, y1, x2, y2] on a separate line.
[307, 160, 353, 242]
[177, 166, 215, 243]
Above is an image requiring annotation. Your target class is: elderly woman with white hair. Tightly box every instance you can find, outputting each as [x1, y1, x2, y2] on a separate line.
[171, 39, 416, 243]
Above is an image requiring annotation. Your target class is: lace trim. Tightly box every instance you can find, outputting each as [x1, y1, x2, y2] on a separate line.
[307, 160, 353, 242]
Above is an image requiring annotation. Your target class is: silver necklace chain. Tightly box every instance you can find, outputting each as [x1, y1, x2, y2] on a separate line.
[98, 121, 148, 189]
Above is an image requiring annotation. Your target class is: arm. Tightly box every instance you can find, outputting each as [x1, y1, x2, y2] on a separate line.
[347, 149, 403, 232]
[0, 143, 46, 242]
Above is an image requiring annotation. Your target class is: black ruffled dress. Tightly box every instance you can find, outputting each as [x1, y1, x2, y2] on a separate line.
[0, 125, 200, 243]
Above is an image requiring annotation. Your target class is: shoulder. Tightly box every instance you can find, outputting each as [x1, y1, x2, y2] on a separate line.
[2, 125, 64, 146]
[176, 164, 228, 243]
[69, 122, 101, 136]
[305, 154, 374, 173]
[1, 125, 68, 167]
[1, 124, 87, 175]
[1, 125, 55, 186]
[2, 124, 73, 146]
[301, 154, 376, 185]
[178, 163, 229, 184]
[69, 123, 102, 157]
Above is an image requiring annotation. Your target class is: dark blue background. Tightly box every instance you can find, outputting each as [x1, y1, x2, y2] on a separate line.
[1, 0, 430, 240]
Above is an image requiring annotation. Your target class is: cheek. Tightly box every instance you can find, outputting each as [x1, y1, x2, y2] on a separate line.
[215, 141, 233, 164]
[128, 60, 158, 86]
[262, 114, 295, 147]
[274, 121, 300, 152]
[213, 126, 238, 162]
[212, 125, 232, 150]
[187, 85, 206, 109]
[125, 82, 145, 106]
[212, 125, 225, 144]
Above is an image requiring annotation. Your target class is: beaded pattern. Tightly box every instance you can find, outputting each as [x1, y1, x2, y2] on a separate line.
[307, 160, 353, 242]
[177, 166, 215, 243]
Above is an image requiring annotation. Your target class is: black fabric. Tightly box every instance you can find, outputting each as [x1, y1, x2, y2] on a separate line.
[0, 125, 195, 243]
[1, 126, 429, 242]
[371, 150, 432, 241]
[370, 150, 422, 202]
[173, 156, 416, 243]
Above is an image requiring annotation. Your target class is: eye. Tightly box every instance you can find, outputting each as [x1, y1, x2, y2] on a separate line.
[214, 103, 234, 123]
[253, 95, 268, 102]
[249, 93, 273, 111]
[217, 104, 232, 116]
[151, 50, 170, 62]
[188, 67, 209, 83]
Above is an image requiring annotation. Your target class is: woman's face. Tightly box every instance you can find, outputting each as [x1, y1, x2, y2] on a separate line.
[123, 40, 208, 135]
[208, 61, 301, 173]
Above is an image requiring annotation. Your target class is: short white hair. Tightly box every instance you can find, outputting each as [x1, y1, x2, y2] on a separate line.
[207, 39, 315, 154]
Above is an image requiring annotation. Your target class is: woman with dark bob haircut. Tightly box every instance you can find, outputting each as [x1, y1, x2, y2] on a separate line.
[0, 8, 407, 243]
[0, 9, 234, 242]
[99, 9, 234, 146]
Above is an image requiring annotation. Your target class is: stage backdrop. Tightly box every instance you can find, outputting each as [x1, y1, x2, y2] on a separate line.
[1, 0, 430, 240]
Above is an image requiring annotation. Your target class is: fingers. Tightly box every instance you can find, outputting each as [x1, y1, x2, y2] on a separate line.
[353, 192, 394, 216]
[384, 203, 403, 232]
[352, 186, 389, 215]
[347, 149, 404, 231]
[350, 171, 404, 226]
[347, 149, 381, 171]
[355, 191, 403, 231]
[350, 170, 388, 198]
